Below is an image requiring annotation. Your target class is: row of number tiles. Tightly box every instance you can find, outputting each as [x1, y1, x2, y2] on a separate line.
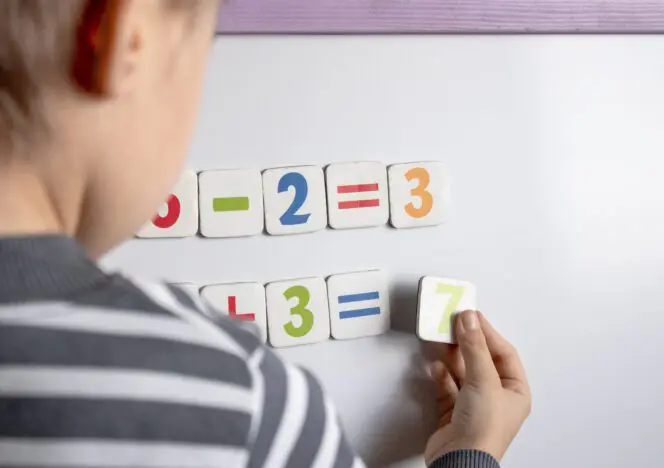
[137, 161, 449, 238]
[176, 270, 390, 348]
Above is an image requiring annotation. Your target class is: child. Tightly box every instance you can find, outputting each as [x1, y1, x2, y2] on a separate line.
[0, 1, 531, 467]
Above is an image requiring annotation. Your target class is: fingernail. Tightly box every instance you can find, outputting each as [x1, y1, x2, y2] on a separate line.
[462, 310, 479, 331]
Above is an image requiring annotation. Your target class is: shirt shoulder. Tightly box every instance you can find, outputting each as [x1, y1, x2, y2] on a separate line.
[103, 274, 265, 357]
[0, 275, 266, 467]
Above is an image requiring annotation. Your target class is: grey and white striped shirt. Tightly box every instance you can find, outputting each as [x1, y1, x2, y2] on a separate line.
[0, 236, 497, 468]
[0, 236, 364, 468]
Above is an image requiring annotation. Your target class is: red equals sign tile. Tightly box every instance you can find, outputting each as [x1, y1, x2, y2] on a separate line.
[337, 184, 380, 210]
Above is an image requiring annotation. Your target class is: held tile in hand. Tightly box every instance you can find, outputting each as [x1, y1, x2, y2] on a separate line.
[201, 282, 268, 343]
[388, 161, 449, 229]
[327, 270, 390, 340]
[417, 276, 477, 344]
[263, 166, 328, 236]
[266, 277, 331, 348]
[325, 162, 389, 229]
[199, 169, 264, 238]
[137, 171, 199, 238]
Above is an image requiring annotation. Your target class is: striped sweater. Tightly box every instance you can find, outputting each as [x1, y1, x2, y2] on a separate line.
[0, 236, 498, 468]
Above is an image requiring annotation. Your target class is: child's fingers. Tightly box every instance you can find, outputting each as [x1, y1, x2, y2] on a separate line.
[426, 340, 466, 388]
[478, 312, 530, 394]
[430, 361, 458, 427]
[455, 311, 501, 389]
[444, 343, 467, 388]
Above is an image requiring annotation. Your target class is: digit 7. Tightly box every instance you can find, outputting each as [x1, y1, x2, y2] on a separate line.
[436, 283, 465, 334]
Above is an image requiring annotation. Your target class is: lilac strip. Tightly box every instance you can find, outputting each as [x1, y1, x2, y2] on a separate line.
[217, 0, 664, 33]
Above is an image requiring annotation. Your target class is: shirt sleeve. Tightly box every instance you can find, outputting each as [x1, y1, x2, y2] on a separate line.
[167, 283, 498, 468]
[429, 450, 500, 468]
[246, 346, 365, 468]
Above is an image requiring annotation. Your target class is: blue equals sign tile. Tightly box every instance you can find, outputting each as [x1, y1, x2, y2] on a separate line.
[338, 291, 381, 319]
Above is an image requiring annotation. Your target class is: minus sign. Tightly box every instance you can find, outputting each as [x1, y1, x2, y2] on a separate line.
[213, 197, 250, 212]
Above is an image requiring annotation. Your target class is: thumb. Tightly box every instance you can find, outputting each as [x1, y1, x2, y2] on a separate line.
[455, 310, 499, 389]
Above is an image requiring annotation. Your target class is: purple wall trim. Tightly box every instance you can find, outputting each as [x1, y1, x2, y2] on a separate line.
[217, 1, 664, 33]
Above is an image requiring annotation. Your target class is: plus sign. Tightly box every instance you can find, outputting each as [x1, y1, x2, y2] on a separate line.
[228, 296, 256, 322]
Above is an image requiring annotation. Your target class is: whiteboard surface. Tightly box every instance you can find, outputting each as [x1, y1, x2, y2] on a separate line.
[105, 36, 664, 467]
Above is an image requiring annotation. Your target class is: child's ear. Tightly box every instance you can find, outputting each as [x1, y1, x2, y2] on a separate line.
[71, 0, 145, 97]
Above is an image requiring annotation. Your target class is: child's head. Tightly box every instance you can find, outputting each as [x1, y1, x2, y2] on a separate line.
[0, 0, 219, 257]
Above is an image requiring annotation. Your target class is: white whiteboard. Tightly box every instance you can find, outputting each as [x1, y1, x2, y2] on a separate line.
[105, 35, 664, 468]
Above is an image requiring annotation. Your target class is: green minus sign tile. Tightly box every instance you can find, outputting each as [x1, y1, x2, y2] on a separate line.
[213, 197, 250, 212]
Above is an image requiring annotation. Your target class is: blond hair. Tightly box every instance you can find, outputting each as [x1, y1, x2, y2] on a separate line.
[0, 0, 207, 153]
[0, 1, 86, 151]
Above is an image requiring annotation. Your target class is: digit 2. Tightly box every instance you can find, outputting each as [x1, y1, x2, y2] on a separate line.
[278, 172, 311, 226]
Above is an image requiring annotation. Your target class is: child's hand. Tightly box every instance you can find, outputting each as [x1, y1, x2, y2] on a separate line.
[425, 310, 531, 465]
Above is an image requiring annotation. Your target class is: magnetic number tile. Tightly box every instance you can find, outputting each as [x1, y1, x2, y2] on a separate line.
[327, 270, 391, 340]
[200, 283, 268, 343]
[417, 277, 477, 344]
[266, 277, 330, 348]
[388, 162, 449, 229]
[137, 171, 199, 238]
[325, 162, 389, 230]
[199, 169, 264, 238]
[263, 166, 328, 236]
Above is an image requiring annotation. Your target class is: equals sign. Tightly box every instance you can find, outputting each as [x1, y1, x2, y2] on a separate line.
[337, 184, 380, 210]
[338, 291, 381, 319]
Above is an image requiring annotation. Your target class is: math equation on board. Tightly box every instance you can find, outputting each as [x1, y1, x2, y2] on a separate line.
[141, 160, 472, 348]
[137, 161, 449, 238]
[172, 273, 474, 348]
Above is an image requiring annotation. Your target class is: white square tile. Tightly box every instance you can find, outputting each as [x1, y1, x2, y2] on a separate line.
[388, 162, 449, 229]
[417, 277, 477, 344]
[137, 171, 199, 238]
[266, 277, 330, 348]
[327, 270, 390, 340]
[326, 162, 389, 230]
[263, 166, 328, 235]
[200, 282, 268, 343]
[199, 169, 264, 238]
